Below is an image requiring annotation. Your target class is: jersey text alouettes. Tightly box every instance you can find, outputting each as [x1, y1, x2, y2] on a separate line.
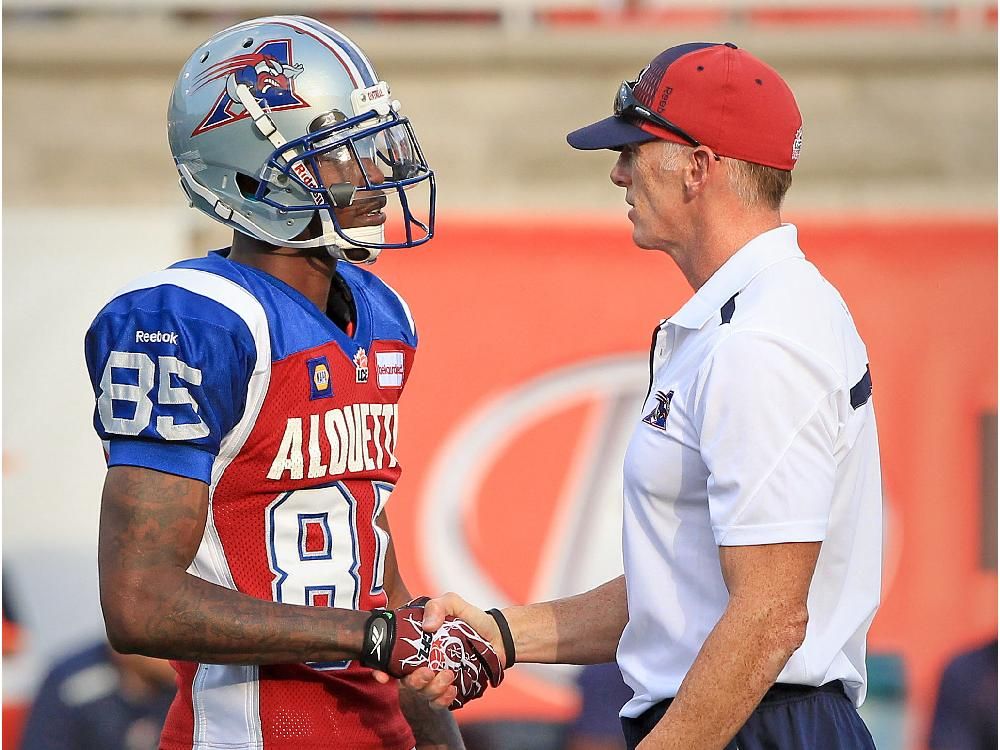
[85, 251, 417, 750]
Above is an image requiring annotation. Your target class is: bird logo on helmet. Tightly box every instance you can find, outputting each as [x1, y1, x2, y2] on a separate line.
[191, 40, 307, 137]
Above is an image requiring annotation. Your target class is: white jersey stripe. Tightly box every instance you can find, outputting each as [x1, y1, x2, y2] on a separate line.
[111, 268, 270, 749]
[379, 278, 417, 338]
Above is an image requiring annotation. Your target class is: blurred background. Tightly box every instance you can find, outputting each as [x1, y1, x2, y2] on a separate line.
[3, 1, 997, 749]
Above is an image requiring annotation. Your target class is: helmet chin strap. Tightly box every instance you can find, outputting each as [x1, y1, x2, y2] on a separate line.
[232, 82, 383, 262]
[338, 226, 384, 255]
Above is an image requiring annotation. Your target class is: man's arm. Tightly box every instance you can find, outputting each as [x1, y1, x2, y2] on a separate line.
[503, 575, 628, 665]
[397, 574, 628, 705]
[398, 578, 627, 708]
[376, 512, 464, 750]
[637, 541, 820, 750]
[99, 465, 370, 662]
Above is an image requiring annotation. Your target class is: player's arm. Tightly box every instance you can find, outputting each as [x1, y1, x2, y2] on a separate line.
[377, 510, 414, 610]
[375, 511, 465, 750]
[99, 465, 370, 663]
[635, 542, 819, 750]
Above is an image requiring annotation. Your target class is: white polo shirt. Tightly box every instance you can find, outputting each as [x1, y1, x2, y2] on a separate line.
[617, 224, 882, 718]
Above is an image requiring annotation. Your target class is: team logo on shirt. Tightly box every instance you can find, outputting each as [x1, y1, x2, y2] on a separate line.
[354, 347, 370, 384]
[642, 390, 674, 431]
[307, 356, 333, 400]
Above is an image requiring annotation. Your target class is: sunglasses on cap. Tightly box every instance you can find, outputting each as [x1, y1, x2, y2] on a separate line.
[614, 79, 717, 158]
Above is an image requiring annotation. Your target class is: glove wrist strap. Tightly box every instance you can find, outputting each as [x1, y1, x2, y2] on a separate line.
[361, 610, 396, 672]
[487, 608, 516, 669]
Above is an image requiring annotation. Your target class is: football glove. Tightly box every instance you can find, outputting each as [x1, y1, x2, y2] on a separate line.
[361, 600, 504, 709]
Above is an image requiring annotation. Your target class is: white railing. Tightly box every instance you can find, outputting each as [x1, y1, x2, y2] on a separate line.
[4, 0, 994, 35]
[4, 0, 994, 12]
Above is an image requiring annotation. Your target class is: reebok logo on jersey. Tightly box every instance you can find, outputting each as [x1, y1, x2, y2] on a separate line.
[376, 351, 404, 389]
[642, 390, 674, 431]
[135, 330, 178, 345]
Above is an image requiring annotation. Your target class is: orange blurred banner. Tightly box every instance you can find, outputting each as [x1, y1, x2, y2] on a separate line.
[375, 216, 998, 734]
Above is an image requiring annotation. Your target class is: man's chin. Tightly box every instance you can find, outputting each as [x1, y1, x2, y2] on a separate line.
[631, 227, 655, 250]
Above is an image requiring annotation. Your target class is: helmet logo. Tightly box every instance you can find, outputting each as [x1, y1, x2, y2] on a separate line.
[191, 39, 308, 137]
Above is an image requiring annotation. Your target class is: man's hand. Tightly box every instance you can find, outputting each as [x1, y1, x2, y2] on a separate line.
[362, 600, 504, 709]
[420, 593, 506, 664]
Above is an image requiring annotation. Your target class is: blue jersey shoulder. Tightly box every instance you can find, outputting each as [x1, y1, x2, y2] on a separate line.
[85, 265, 261, 483]
[171, 253, 417, 360]
[339, 263, 418, 348]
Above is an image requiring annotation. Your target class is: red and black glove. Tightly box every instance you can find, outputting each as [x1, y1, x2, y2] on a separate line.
[426, 615, 504, 708]
[360, 601, 504, 709]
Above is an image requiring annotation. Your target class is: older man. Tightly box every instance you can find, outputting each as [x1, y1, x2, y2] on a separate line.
[397, 43, 882, 750]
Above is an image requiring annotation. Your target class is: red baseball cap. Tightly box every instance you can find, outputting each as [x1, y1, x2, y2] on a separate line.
[567, 42, 803, 170]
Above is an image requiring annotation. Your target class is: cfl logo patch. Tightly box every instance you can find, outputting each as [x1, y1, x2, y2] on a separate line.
[354, 347, 369, 384]
[307, 356, 334, 400]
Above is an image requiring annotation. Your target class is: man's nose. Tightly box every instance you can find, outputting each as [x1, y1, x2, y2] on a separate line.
[610, 152, 631, 188]
[362, 158, 385, 185]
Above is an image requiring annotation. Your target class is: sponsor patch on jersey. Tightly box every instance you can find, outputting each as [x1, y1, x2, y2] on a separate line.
[191, 38, 308, 137]
[642, 390, 674, 431]
[376, 351, 404, 389]
[354, 347, 369, 384]
[307, 356, 334, 400]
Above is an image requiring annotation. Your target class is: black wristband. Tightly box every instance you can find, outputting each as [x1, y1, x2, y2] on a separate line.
[486, 608, 516, 669]
[361, 610, 396, 672]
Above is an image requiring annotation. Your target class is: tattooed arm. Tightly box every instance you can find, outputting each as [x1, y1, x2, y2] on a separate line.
[376, 512, 465, 750]
[98, 465, 369, 663]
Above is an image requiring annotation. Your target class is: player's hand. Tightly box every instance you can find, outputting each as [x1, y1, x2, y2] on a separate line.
[362, 599, 504, 709]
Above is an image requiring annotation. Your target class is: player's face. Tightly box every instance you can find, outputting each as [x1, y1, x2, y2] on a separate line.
[610, 141, 689, 254]
[315, 149, 387, 231]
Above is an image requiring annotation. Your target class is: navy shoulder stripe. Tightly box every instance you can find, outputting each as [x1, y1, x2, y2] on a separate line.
[720, 293, 738, 325]
[850, 365, 872, 409]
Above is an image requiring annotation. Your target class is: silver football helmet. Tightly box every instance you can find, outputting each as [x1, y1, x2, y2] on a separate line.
[167, 16, 435, 263]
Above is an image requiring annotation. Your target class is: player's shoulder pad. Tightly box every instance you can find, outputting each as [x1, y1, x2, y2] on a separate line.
[84, 266, 274, 481]
[88, 266, 268, 358]
[339, 264, 417, 347]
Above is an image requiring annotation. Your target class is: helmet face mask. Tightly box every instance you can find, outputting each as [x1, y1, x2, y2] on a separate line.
[168, 16, 435, 263]
[262, 107, 434, 252]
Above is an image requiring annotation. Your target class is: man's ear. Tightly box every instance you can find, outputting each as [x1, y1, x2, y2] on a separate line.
[684, 147, 718, 198]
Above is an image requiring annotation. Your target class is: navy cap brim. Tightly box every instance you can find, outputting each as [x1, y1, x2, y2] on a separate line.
[566, 116, 658, 150]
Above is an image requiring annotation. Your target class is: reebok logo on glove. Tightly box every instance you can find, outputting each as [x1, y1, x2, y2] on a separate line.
[366, 612, 391, 663]
[360, 603, 504, 709]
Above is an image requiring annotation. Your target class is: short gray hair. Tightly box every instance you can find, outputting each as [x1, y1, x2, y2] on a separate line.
[658, 142, 792, 210]
[723, 156, 792, 211]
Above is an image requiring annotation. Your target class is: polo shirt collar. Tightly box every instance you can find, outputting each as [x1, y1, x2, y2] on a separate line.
[668, 224, 804, 330]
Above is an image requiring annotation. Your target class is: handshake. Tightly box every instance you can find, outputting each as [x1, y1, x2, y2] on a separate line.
[359, 596, 513, 710]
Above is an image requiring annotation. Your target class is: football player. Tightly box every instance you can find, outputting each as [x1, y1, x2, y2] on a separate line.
[85, 16, 500, 750]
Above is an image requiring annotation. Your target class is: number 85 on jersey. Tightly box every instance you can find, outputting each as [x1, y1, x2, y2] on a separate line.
[97, 351, 209, 440]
